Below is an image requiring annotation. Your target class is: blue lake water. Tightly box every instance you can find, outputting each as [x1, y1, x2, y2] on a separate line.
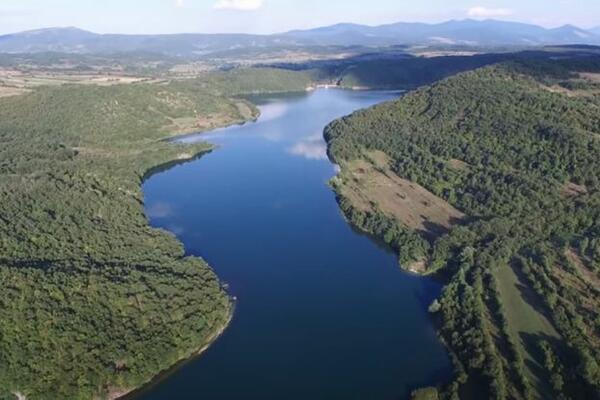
[140, 89, 452, 399]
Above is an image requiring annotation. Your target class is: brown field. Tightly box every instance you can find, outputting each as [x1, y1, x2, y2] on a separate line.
[163, 100, 257, 136]
[0, 68, 160, 94]
[337, 150, 465, 237]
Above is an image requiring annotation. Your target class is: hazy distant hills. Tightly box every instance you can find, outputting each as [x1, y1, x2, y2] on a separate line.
[284, 20, 600, 47]
[0, 19, 599, 56]
[0, 27, 290, 56]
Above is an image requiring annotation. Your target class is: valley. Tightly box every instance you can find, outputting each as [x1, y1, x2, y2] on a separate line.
[0, 10, 599, 400]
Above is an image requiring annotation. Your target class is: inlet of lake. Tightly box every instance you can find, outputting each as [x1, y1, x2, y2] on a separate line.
[140, 89, 452, 399]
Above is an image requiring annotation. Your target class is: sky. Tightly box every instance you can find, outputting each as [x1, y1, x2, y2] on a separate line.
[0, 0, 599, 35]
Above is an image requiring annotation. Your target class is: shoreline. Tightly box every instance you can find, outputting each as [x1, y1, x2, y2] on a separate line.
[116, 87, 412, 400]
[110, 102, 261, 400]
[114, 300, 236, 400]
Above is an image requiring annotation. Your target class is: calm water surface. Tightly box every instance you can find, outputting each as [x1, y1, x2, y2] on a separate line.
[140, 89, 452, 399]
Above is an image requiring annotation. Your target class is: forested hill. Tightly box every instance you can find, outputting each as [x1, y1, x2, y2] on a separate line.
[325, 59, 600, 399]
[0, 68, 310, 399]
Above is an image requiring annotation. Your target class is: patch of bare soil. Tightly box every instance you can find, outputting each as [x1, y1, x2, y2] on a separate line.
[338, 150, 465, 237]
[406, 260, 428, 274]
[166, 113, 235, 134]
[561, 181, 588, 197]
[447, 158, 470, 171]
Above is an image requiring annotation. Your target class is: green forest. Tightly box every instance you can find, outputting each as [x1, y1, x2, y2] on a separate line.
[0, 67, 310, 399]
[3, 47, 600, 399]
[326, 59, 600, 399]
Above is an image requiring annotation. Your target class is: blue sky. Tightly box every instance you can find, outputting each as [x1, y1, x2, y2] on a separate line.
[0, 0, 599, 35]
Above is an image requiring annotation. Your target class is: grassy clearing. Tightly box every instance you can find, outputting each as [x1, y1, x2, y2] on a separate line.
[337, 150, 464, 238]
[494, 264, 560, 398]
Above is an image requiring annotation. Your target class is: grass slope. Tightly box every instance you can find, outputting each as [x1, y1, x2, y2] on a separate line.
[494, 264, 559, 398]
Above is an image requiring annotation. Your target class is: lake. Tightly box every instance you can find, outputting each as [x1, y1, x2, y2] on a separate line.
[140, 89, 452, 399]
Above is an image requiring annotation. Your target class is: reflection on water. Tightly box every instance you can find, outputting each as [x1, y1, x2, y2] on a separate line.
[256, 102, 289, 123]
[287, 133, 328, 160]
[141, 89, 452, 400]
[145, 201, 173, 219]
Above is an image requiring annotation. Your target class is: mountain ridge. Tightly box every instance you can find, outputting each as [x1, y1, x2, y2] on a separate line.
[0, 19, 599, 56]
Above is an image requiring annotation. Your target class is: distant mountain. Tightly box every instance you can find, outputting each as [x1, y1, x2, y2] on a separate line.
[591, 26, 600, 35]
[0, 27, 299, 56]
[0, 20, 599, 56]
[0, 27, 97, 53]
[283, 20, 600, 47]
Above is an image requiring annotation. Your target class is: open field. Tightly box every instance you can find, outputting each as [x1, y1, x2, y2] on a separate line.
[495, 264, 560, 398]
[337, 150, 464, 237]
[0, 69, 159, 89]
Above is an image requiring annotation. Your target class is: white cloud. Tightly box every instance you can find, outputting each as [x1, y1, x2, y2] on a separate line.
[467, 6, 514, 18]
[258, 103, 287, 122]
[176, 0, 184, 7]
[213, 0, 264, 11]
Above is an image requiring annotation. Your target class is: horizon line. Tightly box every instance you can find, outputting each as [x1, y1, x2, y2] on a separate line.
[2, 18, 598, 37]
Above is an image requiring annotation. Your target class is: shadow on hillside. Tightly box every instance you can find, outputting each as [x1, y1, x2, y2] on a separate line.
[511, 262, 556, 322]
[520, 332, 563, 399]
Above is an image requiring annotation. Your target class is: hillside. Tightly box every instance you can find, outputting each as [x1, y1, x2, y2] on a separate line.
[326, 59, 600, 399]
[0, 67, 311, 399]
[334, 53, 514, 89]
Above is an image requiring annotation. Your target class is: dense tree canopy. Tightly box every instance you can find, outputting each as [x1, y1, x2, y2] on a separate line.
[326, 59, 600, 399]
[0, 68, 311, 399]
